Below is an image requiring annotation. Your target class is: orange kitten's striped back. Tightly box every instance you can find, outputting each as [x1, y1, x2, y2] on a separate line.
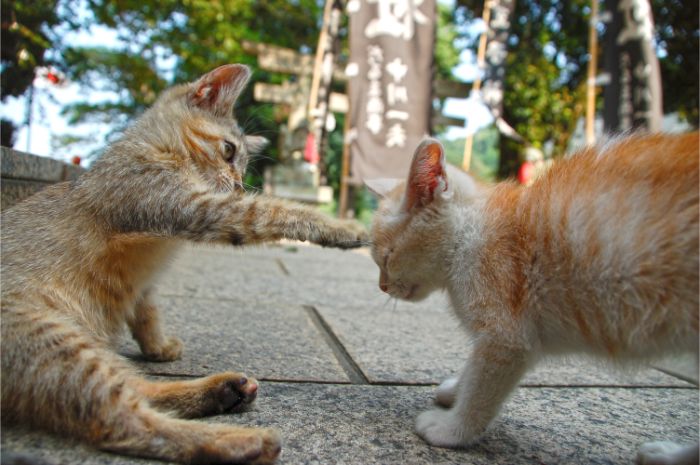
[483, 132, 699, 356]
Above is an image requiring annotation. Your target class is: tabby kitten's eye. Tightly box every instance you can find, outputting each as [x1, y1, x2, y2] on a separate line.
[223, 141, 237, 162]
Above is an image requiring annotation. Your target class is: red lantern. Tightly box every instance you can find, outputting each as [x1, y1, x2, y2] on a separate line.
[518, 160, 535, 185]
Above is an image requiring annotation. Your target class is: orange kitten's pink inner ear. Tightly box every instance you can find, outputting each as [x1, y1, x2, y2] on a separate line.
[404, 138, 448, 211]
[190, 64, 251, 117]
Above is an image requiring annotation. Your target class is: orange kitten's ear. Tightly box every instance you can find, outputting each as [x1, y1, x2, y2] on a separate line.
[245, 135, 269, 154]
[364, 178, 403, 198]
[189, 64, 251, 117]
[404, 138, 448, 211]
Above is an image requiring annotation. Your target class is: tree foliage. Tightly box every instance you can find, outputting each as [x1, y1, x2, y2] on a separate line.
[454, 0, 590, 178]
[651, 0, 699, 125]
[453, 0, 698, 178]
[56, 0, 324, 170]
[1, 0, 64, 145]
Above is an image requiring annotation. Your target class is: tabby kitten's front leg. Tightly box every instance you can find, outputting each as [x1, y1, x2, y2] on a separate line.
[230, 194, 368, 248]
[100, 170, 368, 249]
[128, 291, 182, 362]
[416, 338, 530, 448]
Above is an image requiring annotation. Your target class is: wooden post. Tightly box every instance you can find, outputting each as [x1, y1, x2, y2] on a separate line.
[462, 0, 493, 172]
[308, 0, 333, 116]
[308, 0, 343, 185]
[585, 0, 599, 145]
[338, 106, 352, 219]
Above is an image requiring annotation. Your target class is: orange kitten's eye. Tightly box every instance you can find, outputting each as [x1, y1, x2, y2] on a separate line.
[223, 141, 237, 162]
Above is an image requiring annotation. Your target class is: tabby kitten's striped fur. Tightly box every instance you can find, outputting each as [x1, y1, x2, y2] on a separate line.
[2, 64, 367, 464]
[368, 134, 698, 464]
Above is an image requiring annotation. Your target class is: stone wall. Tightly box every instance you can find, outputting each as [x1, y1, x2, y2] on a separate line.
[1, 147, 85, 210]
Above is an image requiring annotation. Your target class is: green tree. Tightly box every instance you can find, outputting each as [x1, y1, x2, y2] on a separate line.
[1, 0, 65, 145]
[60, 0, 460, 212]
[453, 0, 697, 179]
[439, 125, 499, 182]
[56, 0, 323, 178]
[651, 0, 699, 125]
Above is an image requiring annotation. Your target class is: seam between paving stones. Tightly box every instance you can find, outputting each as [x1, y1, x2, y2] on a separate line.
[303, 305, 371, 385]
[141, 373, 699, 390]
[275, 258, 290, 276]
[651, 367, 699, 386]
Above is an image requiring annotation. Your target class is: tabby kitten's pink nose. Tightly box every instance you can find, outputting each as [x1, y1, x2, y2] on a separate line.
[379, 283, 388, 293]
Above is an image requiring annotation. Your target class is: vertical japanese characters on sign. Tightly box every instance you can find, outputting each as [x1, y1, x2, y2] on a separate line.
[347, 0, 436, 183]
[481, 0, 515, 121]
[602, 0, 662, 132]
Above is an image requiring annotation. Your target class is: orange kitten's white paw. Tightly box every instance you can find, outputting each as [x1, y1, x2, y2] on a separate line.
[144, 335, 183, 362]
[415, 409, 471, 449]
[637, 441, 699, 465]
[435, 377, 458, 407]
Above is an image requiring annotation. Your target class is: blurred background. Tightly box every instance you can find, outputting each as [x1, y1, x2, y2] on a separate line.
[1, 0, 697, 222]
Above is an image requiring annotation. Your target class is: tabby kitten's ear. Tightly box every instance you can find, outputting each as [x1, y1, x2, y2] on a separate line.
[364, 178, 403, 198]
[404, 138, 449, 211]
[245, 135, 269, 155]
[189, 64, 251, 117]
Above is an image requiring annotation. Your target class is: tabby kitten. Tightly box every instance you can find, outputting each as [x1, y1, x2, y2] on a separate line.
[368, 134, 698, 464]
[1, 64, 367, 464]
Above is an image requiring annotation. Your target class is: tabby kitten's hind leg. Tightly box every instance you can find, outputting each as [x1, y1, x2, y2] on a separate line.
[128, 292, 182, 362]
[136, 372, 259, 418]
[2, 306, 279, 464]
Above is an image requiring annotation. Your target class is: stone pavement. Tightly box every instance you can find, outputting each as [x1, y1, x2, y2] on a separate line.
[2, 243, 698, 465]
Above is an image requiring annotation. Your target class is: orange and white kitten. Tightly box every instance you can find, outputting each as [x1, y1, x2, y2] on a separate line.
[368, 134, 698, 464]
[2, 64, 367, 464]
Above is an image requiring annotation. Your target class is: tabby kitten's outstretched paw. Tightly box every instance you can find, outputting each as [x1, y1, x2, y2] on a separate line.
[314, 220, 369, 249]
[142, 335, 183, 362]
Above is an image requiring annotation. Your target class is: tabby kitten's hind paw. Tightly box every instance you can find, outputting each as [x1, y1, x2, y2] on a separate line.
[193, 426, 281, 465]
[213, 372, 258, 413]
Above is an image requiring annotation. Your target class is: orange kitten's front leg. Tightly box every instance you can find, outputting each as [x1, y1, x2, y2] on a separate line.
[128, 292, 182, 362]
[416, 337, 531, 448]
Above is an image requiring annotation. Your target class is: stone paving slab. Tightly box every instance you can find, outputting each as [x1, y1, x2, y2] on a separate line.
[120, 295, 349, 383]
[152, 245, 692, 387]
[3, 382, 697, 465]
[652, 353, 699, 385]
[315, 301, 693, 387]
[156, 249, 390, 310]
